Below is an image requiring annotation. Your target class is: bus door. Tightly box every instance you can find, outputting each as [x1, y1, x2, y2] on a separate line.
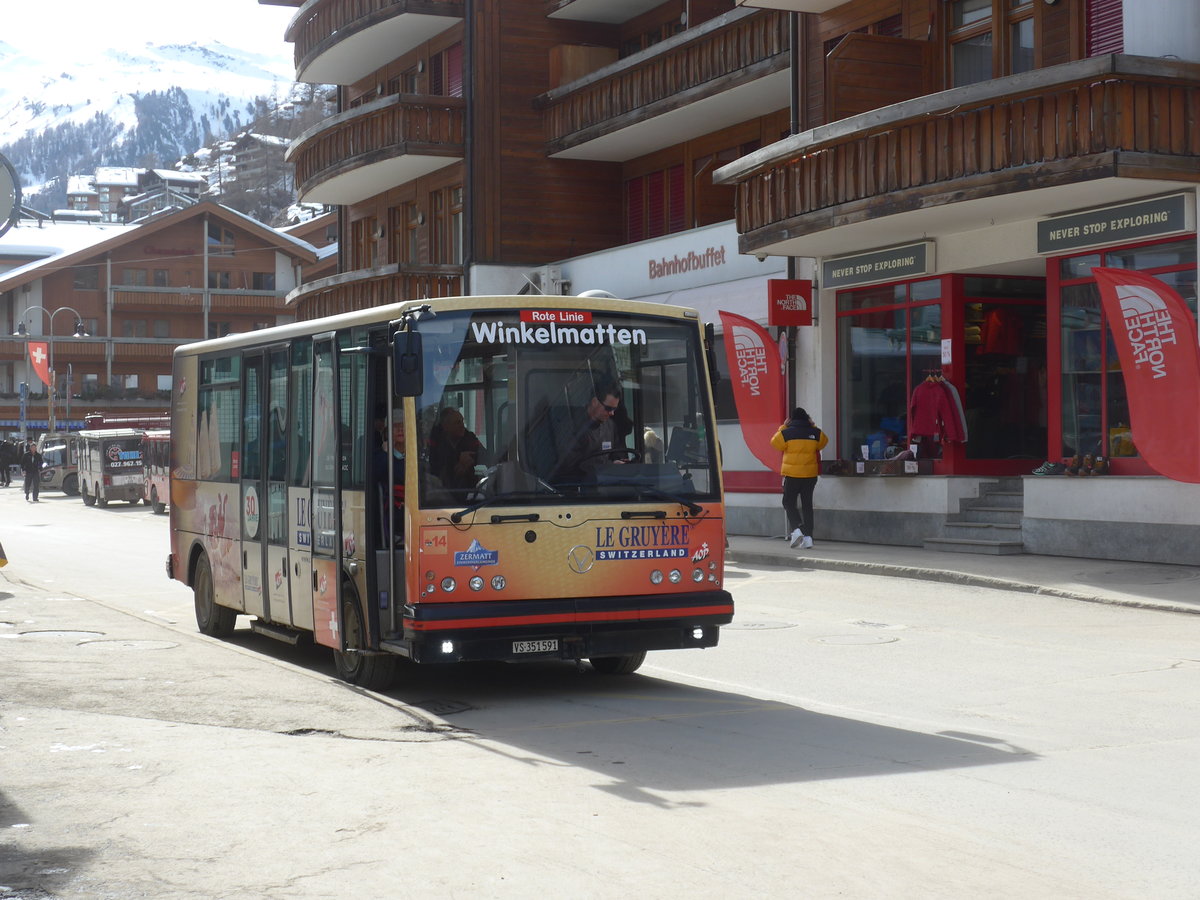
[288, 338, 315, 632]
[310, 333, 343, 649]
[241, 346, 293, 625]
[240, 351, 268, 620]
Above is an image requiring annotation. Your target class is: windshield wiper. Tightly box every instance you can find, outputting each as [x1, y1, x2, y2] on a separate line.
[597, 481, 704, 516]
[449, 489, 554, 523]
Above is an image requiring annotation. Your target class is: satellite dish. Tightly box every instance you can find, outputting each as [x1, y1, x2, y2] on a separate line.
[0, 152, 20, 239]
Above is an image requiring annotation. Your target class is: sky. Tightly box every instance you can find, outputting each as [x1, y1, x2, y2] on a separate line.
[5, 0, 296, 62]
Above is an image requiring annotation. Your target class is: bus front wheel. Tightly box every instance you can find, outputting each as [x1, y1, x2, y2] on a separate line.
[589, 652, 647, 675]
[81, 483, 95, 506]
[194, 554, 236, 637]
[334, 592, 397, 691]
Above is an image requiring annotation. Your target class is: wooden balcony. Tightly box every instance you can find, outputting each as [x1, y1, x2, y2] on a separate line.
[209, 290, 289, 312]
[0, 339, 107, 363]
[288, 264, 464, 320]
[716, 56, 1200, 256]
[112, 289, 201, 309]
[536, 9, 790, 161]
[288, 94, 465, 204]
[544, 0, 662, 23]
[285, 0, 463, 85]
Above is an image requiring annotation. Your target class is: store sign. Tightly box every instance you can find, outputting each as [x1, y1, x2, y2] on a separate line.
[1037, 193, 1192, 254]
[767, 279, 813, 326]
[821, 242, 933, 289]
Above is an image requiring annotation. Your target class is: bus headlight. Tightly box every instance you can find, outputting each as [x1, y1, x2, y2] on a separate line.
[440, 576, 456, 592]
[668, 569, 682, 584]
[490, 575, 506, 590]
[649, 570, 664, 585]
[469, 576, 484, 592]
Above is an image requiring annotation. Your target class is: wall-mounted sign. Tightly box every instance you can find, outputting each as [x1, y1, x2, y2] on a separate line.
[821, 241, 934, 290]
[767, 279, 813, 326]
[1037, 193, 1193, 255]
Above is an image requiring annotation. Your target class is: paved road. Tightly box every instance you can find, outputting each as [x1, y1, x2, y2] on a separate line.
[3, 486, 1200, 898]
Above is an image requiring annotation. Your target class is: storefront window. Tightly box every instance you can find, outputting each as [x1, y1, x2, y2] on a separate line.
[1056, 237, 1197, 463]
[836, 279, 943, 460]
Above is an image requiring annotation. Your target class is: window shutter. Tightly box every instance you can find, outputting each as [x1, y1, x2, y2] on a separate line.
[1086, 0, 1123, 56]
[447, 43, 464, 98]
[647, 170, 665, 238]
[626, 178, 645, 243]
[668, 165, 685, 233]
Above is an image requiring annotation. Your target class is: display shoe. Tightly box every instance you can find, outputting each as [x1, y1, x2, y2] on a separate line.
[1065, 454, 1082, 475]
[1081, 453, 1095, 475]
[1091, 456, 1108, 475]
[1032, 460, 1066, 475]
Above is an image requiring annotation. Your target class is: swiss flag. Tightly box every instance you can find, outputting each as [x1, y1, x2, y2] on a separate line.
[28, 341, 51, 388]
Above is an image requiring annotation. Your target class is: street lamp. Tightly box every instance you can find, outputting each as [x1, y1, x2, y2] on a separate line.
[13, 305, 89, 435]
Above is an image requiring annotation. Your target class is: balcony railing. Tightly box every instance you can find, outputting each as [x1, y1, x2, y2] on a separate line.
[288, 264, 464, 320]
[288, 94, 466, 203]
[286, 0, 463, 85]
[537, 9, 789, 157]
[717, 56, 1200, 243]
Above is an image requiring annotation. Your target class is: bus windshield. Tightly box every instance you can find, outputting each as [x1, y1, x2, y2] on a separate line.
[413, 307, 717, 509]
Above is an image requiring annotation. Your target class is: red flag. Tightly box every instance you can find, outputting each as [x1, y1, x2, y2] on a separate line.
[719, 310, 785, 471]
[28, 341, 51, 388]
[1092, 267, 1200, 483]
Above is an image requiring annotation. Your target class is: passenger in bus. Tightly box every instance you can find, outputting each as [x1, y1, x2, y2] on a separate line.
[427, 407, 485, 495]
[554, 380, 628, 483]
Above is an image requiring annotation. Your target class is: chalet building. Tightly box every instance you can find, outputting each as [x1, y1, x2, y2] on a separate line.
[0, 200, 316, 433]
[268, 0, 1198, 563]
[65, 169, 210, 224]
[711, 0, 1200, 562]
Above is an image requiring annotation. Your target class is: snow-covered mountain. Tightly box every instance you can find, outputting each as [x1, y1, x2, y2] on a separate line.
[0, 37, 305, 192]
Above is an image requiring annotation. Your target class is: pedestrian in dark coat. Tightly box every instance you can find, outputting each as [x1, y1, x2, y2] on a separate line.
[20, 441, 44, 502]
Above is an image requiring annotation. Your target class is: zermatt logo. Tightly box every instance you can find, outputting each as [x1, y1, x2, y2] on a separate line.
[454, 539, 498, 569]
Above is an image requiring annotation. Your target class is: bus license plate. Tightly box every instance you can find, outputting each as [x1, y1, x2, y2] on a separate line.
[513, 639, 558, 654]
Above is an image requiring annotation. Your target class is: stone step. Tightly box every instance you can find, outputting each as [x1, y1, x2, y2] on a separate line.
[964, 492, 1024, 510]
[923, 537, 1025, 555]
[941, 522, 1022, 541]
[953, 507, 1022, 524]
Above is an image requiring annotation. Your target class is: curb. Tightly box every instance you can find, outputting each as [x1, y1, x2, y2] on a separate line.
[726, 549, 1200, 617]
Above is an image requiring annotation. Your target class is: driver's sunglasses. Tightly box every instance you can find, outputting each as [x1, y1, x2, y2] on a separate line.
[601, 402, 619, 414]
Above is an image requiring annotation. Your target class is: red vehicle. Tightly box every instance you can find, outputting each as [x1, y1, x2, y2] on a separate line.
[142, 429, 171, 513]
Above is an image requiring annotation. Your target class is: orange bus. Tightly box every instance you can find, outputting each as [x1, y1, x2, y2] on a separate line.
[165, 296, 732, 688]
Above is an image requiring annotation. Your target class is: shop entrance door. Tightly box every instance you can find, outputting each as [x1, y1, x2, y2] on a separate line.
[955, 278, 1047, 472]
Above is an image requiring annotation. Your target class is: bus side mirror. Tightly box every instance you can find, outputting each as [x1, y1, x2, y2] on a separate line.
[393, 330, 423, 397]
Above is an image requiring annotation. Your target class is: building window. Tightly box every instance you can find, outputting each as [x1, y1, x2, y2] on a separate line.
[625, 165, 685, 243]
[948, 0, 1037, 86]
[836, 279, 944, 460]
[208, 271, 232, 289]
[74, 267, 99, 290]
[1056, 238, 1197, 465]
[153, 269, 170, 287]
[153, 320, 170, 338]
[350, 217, 379, 270]
[122, 269, 148, 286]
[251, 272, 276, 291]
[207, 223, 235, 256]
[430, 43, 463, 97]
[122, 320, 148, 338]
[208, 322, 234, 339]
[157, 374, 173, 391]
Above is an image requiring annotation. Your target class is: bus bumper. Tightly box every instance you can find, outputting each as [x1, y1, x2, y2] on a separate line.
[387, 590, 734, 664]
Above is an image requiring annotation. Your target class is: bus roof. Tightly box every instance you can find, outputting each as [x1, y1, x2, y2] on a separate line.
[172, 294, 702, 358]
[75, 428, 148, 439]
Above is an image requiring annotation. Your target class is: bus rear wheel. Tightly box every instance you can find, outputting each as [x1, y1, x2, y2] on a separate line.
[63, 473, 78, 496]
[334, 593, 397, 691]
[150, 487, 166, 514]
[95, 485, 108, 508]
[81, 483, 95, 506]
[194, 554, 236, 637]
[589, 652, 647, 675]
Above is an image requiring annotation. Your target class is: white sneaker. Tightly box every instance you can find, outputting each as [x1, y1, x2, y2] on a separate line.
[801, 536, 813, 550]
[788, 528, 803, 548]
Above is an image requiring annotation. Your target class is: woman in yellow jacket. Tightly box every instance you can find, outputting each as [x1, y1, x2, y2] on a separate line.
[770, 407, 828, 549]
